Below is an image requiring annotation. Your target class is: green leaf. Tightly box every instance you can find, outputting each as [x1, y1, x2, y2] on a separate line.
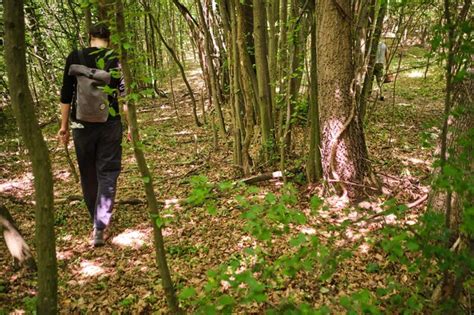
[216, 294, 234, 306]
[155, 216, 164, 228]
[310, 196, 323, 213]
[406, 240, 419, 251]
[178, 287, 196, 300]
[96, 58, 105, 70]
[142, 176, 150, 183]
[366, 262, 380, 273]
[339, 296, 352, 310]
[289, 233, 307, 247]
[108, 106, 117, 117]
[218, 181, 233, 192]
[320, 287, 330, 294]
[264, 193, 277, 204]
[206, 202, 218, 215]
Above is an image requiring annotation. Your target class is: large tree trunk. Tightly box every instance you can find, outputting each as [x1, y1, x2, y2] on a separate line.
[316, 0, 372, 199]
[115, 1, 181, 313]
[4, 0, 58, 313]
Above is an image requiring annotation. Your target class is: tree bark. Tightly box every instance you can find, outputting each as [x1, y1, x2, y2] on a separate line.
[253, 0, 274, 161]
[195, 0, 227, 137]
[316, 0, 372, 199]
[359, 0, 387, 120]
[4, 0, 58, 313]
[115, 0, 181, 313]
[306, 11, 323, 183]
[235, 0, 257, 175]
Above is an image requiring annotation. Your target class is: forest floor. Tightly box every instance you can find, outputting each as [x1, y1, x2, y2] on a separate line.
[0, 46, 452, 314]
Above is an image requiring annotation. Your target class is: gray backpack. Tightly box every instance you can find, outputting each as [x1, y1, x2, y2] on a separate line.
[68, 50, 114, 123]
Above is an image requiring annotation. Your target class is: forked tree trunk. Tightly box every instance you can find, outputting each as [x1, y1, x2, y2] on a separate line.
[195, 0, 227, 138]
[4, 0, 58, 313]
[235, 0, 257, 175]
[115, 1, 181, 313]
[316, 0, 371, 199]
[218, 0, 245, 172]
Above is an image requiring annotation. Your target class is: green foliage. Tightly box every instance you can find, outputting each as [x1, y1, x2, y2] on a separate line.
[176, 160, 473, 313]
[178, 183, 362, 313]
[22, 296, 37, 314]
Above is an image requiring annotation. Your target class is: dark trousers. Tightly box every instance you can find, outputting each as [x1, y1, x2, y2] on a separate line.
[72, 119, 122, 230]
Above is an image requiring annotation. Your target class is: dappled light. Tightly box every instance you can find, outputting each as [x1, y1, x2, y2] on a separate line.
[0, 172, 33, 196]
[79, 260, 106, 277]
[111, 229, 150, 249]
[406, 70, 425, 78]
[1, 0, 469, 313]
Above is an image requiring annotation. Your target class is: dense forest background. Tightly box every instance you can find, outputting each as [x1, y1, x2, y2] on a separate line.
[0, 0, 472, 313]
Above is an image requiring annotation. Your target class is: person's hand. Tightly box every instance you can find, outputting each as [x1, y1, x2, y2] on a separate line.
[58, 128, 70, 145]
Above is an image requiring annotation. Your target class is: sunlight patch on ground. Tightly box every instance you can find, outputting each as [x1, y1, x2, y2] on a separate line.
[400, 155, 430, 167]
[0, 172, 33, 194]
[162, 227, 174, 237]
[79, 260, 105, 277]
[54, 170, 72, 182]
[237, 235, 257, 249]
[154, 116, 178, 122]
[298, 226, 317, 235]
[358, 242, 371, 254]
[164, 198, 181, 209]
[111, 229, 150, 249]
[406, 70, 424, 78]
[57, 250, 74, 261]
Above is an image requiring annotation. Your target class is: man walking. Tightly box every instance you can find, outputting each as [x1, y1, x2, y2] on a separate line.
[58, 24, 127, 247]
[374, 40, 389, 101]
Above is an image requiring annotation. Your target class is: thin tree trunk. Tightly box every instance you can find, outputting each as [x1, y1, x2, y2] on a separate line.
[235, 0, 257, 175]
[359, 0, 387, 120]
[306, 11, 323, 183]
[195, 0, 226, 137]
[267, 0, 279, 120]
[115, 1, 181, 313]
[253, 0, 274, 161]
[429, 1, 472, 309]
[4, 1, 58, 313]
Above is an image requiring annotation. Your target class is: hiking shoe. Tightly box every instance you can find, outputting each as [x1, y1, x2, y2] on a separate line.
[94, 229, 105, 247]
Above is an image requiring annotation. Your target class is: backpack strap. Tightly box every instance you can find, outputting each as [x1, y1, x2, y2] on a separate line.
[78, 49, 87, 66]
